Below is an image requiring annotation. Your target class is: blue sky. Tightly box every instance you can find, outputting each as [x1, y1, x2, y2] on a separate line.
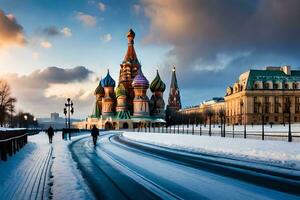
[0, 0, 300, 118]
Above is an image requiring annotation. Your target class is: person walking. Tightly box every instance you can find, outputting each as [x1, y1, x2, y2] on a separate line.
[91, 125, 99, 146]
[47, 126, 54, 143]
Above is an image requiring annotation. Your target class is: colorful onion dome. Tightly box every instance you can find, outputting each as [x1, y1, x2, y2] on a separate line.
[94, 79, 104, 95]
[101, 70, 115, 87]
[115, 84, 127, 98]
[132, 68, 149, 88]
[150, 70, 166, 92]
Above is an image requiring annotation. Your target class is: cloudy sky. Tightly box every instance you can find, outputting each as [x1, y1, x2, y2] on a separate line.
[0, 0, 300, 118]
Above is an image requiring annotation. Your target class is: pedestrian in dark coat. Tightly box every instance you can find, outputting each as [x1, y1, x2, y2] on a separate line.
[91, 125, 99, 146]
[47, 126, 54, 143]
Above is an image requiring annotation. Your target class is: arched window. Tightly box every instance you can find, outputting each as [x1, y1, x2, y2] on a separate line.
[284, 83, 289, 89]
[264, 82, 269, 89]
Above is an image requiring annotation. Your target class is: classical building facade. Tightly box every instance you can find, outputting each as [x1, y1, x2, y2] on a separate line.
[74, 29, 168, 130]
[179, 66, 300, 125]
[225, 66, 300, 125]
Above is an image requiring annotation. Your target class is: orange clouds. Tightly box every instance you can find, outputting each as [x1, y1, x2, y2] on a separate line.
[0, 10, 26, 48]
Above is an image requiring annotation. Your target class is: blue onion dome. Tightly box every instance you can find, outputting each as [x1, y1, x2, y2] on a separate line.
[94, 79, 105, 96]
[115, 84, 127, 98]
[150, 70, 166, 93]
[132, 68, 149, 88]
[101, 70, 115, 87]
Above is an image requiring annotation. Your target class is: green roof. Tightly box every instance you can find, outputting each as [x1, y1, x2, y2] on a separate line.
[116, 111, 131, 120]
[246, 69, 300, 89]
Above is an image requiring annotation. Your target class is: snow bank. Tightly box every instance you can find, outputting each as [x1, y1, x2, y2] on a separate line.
[46, 132, 94, 200]
[123, 132, 300, 169]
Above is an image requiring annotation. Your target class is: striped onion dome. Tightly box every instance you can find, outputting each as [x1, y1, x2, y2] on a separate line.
[94, 79, 105, 96]
[101, 70, 115, 87]
[132, 68, 149, 88]
[150, 70, 166, 93]
[115, 84, 127, 98]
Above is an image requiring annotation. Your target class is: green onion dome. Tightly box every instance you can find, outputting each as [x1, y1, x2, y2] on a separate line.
[94, 80, 105, 96]
[101, 70, 115, 87]
[115, 84, 127, 98]
[150, 70, 166, 92]
[132, 68, 149, 88]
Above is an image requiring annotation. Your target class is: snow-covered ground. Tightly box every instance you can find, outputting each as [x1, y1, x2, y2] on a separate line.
[123, 132, 300, 170]
[0, 132, 94, 200]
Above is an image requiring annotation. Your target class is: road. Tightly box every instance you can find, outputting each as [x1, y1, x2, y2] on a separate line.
[69, 132, 300, 200]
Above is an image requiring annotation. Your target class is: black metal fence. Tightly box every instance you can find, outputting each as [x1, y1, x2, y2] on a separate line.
[0, 129, 28, 161]
[132, 124, 300, 142]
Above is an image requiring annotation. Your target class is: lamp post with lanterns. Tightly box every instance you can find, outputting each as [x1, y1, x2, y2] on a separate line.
[64, 98, 74, 139]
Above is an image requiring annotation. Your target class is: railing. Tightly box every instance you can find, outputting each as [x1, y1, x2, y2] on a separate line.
[0, 129, 28, 161]
[130, 124, 300, 142]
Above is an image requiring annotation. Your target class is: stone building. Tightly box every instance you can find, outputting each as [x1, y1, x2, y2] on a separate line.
[179, 98, 225, 124]
[225, 66, 300, 125]
[179, 65, 300, 125]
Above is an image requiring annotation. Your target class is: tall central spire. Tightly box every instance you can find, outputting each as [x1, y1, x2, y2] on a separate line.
[119, 29, 141, 114]
[123, 29, 138, 63]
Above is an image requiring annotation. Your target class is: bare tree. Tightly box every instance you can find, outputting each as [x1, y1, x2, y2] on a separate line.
[0, 79, 16, 127]
[204, 108, 214, 136]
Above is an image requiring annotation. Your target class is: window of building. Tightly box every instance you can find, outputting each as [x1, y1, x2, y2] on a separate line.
[265, 116, 269, 123]
[264, 82, 269, 89]
[274, 83, 278, 89]
[254, 97, 259, 113]
[265, 96, 270, 113]
[275, 116, 278, 122]
[284, 97, 291, 113]
[293, 83, 297, 89]
[275, 96, 280, 113]
[296, 97, 300, 113]
[284, 83, 289, 89]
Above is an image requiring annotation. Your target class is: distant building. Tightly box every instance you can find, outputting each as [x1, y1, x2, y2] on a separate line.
[50, 112, 59, 121]
[179, 97, 225, 124]
[225, 65, 300, 125]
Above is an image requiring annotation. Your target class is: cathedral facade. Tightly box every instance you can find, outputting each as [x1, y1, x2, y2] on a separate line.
[75, 29, 169, 130]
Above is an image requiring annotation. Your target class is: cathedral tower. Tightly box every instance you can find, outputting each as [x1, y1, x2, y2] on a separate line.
[118, 29, 141, 114]
[93, 79, 105, 118]
[150, 70, 166, 118]
[167, 67, 182, 112]
[132, 68, 150, 117]
[101, 70, 116, 116]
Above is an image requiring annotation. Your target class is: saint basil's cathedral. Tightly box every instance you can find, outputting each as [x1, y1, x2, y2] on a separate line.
[75, 29, 181, 130]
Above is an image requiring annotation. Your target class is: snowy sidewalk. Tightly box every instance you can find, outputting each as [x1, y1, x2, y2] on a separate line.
[0, 132, 94, 200]
[0, 133, 52, 199]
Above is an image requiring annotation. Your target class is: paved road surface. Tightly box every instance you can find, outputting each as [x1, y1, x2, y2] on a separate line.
[69, 132, 300, 200]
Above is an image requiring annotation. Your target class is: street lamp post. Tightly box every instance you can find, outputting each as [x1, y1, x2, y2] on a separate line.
[24, 114, 28, 129]
[64, 98, 74, 140]
[240, 101, 247, 139]
[258, 101, 265, 140]
[285, 98, 292, 142]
